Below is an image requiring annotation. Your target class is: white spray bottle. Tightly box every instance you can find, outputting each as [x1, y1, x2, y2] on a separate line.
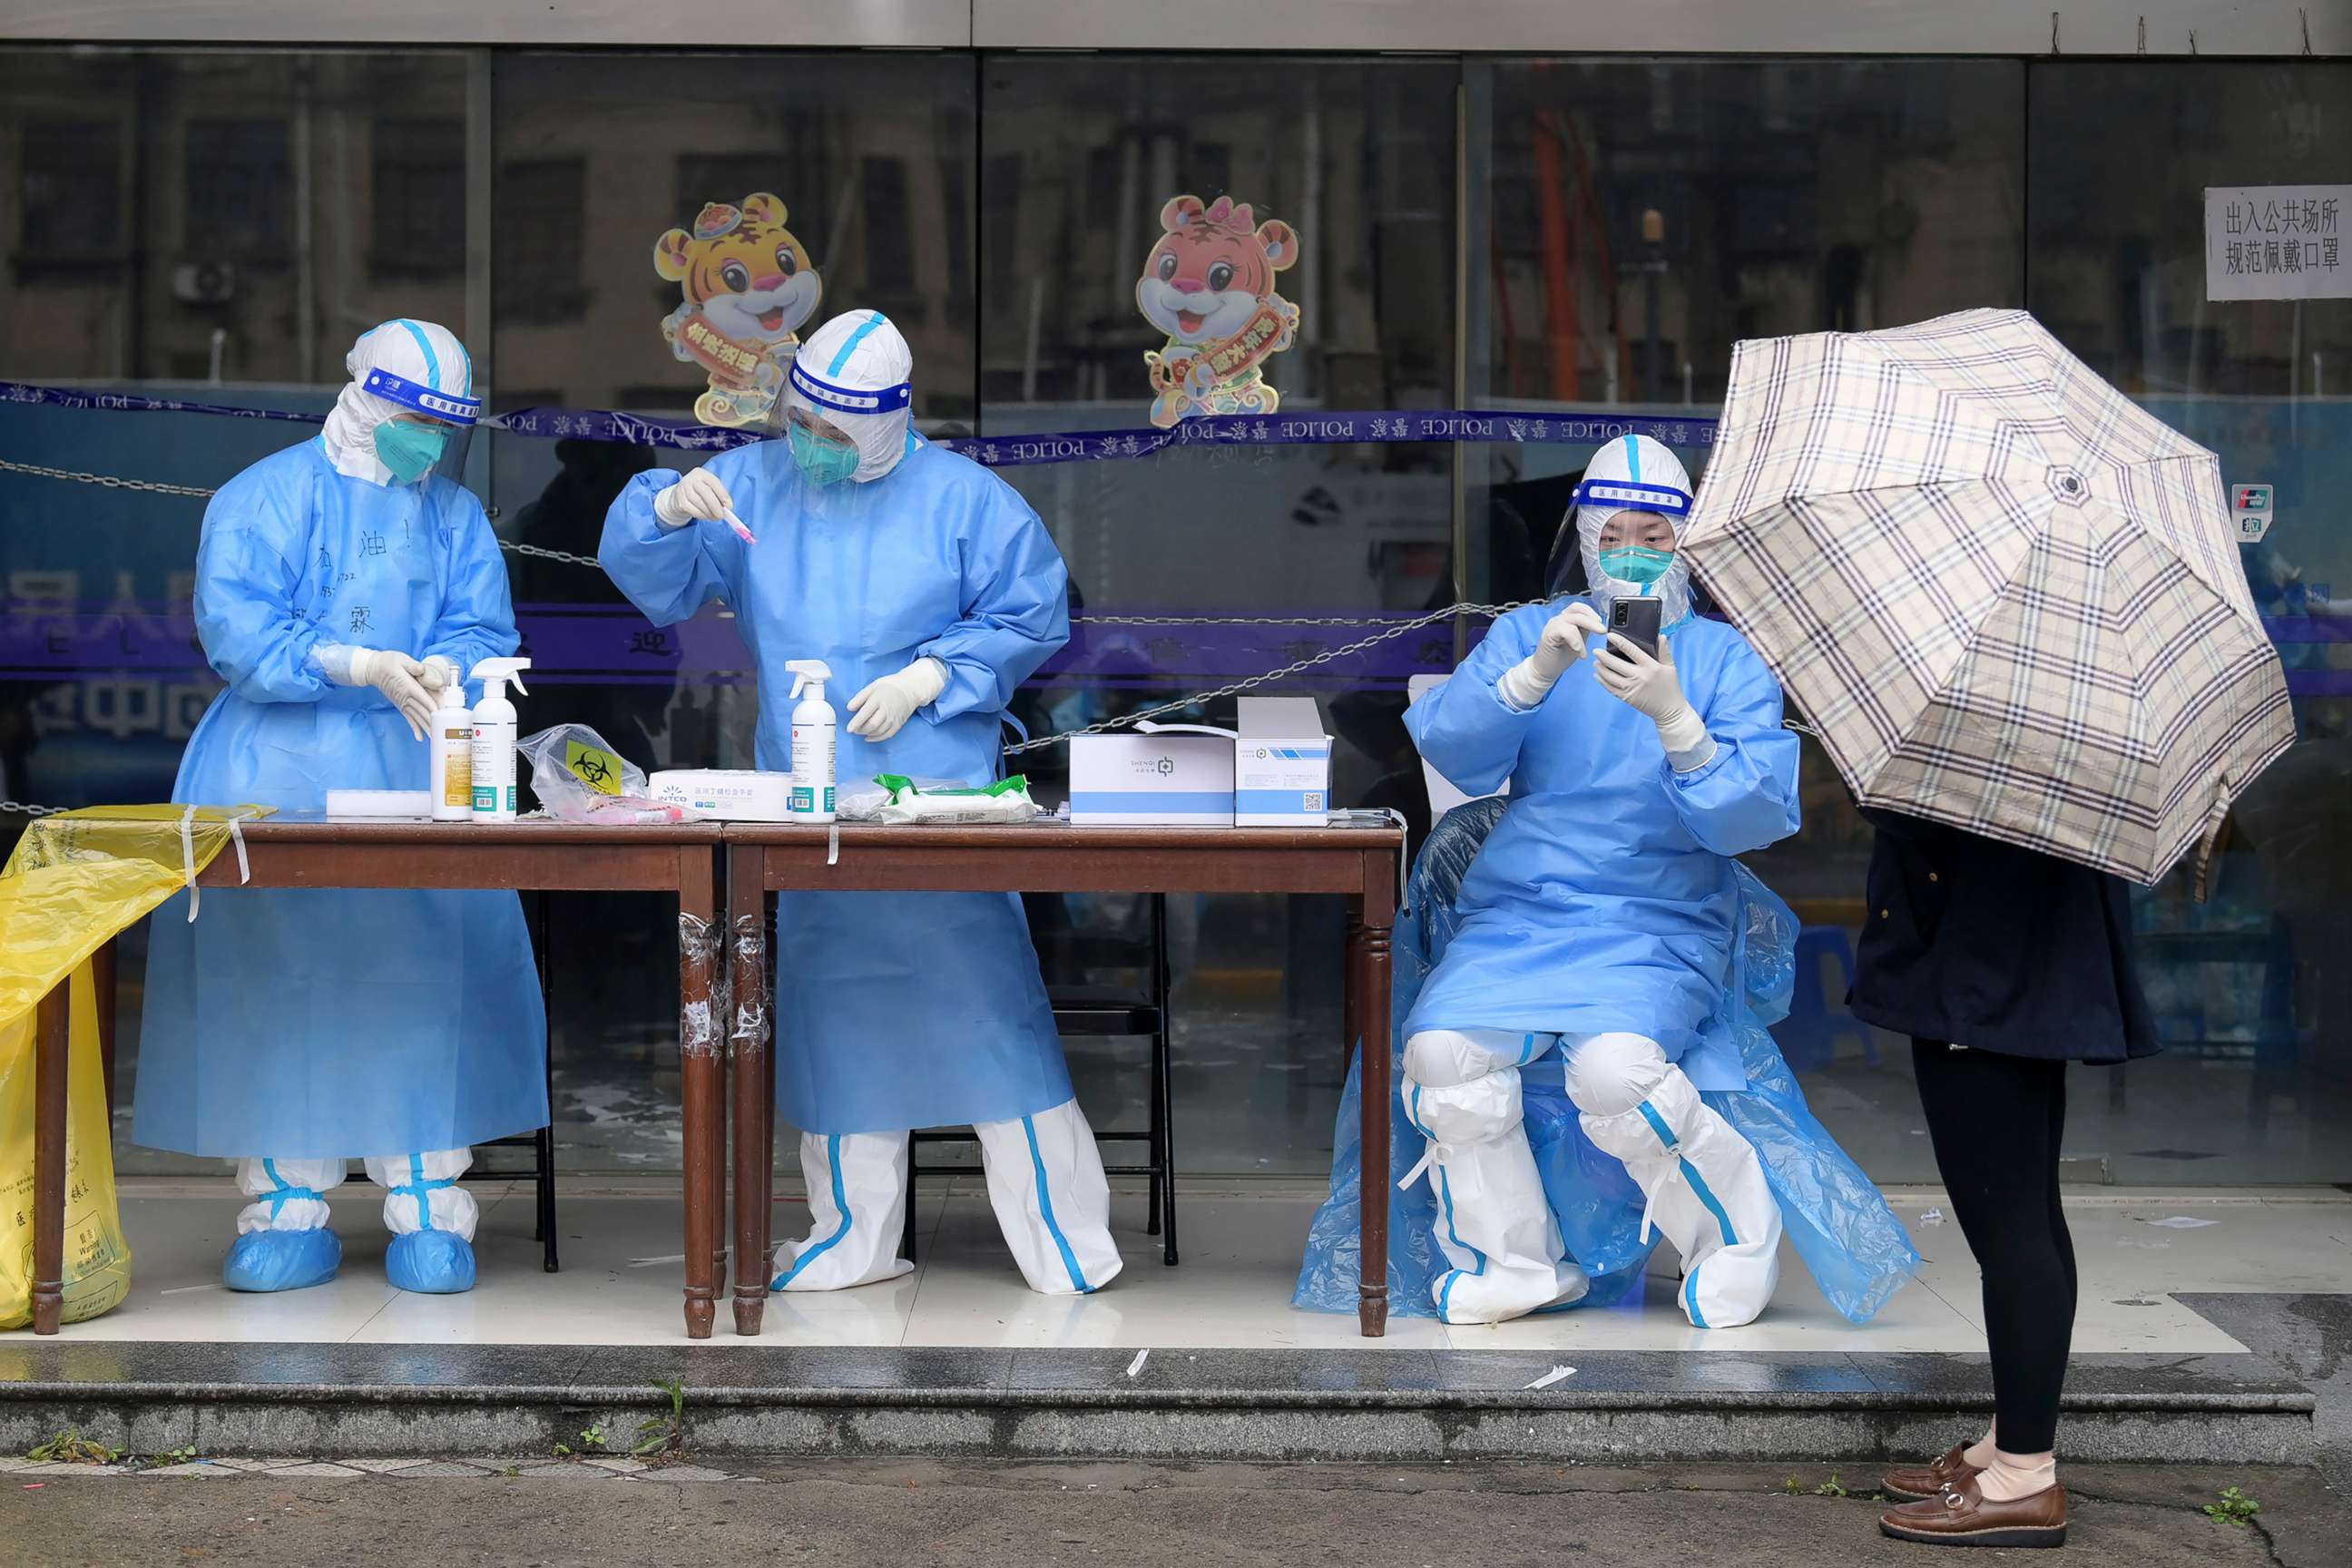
[785, 660, 836, 824]
[468, 657, 533, 821]
[426, 658, 474, 822]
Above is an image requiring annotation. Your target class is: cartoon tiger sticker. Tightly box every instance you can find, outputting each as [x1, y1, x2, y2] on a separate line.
[1135, 195, 1301, 429]
[656, 194, 822, 427]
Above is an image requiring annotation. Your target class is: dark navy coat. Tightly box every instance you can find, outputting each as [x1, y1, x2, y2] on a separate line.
[1848, 810, 2160, 1064]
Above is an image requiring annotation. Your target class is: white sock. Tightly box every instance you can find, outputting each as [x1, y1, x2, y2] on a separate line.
[1975, 1450, 2057, 1503]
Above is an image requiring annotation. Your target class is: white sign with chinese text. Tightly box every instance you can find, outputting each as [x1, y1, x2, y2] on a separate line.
[2206, 186, 2350, 301]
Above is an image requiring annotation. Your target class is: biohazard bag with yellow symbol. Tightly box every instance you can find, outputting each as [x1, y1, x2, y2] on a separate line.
[0, 806, 264, 1328]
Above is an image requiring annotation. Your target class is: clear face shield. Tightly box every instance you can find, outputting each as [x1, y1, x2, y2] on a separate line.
[762, 348, 912, 487]
[359, 364, 479, 485]
[772, 394, 862, 488]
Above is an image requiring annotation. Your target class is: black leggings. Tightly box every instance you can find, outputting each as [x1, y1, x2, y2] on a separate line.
[1912, 1041, 2078, 1455]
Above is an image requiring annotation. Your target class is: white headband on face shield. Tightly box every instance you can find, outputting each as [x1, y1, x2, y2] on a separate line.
[789, 357, 910, 416]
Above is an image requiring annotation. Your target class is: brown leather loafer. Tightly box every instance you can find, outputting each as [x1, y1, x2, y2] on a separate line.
[1879, 1475, 2068, 1548]
[1882, 1445, 1984, 1504]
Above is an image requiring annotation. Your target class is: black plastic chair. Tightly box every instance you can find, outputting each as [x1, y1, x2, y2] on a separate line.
[902, 893, 1176, 1267]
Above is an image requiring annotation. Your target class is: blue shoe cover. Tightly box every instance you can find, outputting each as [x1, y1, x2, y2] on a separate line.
[386, 1230, 476, 1294]
[222, 1228, 342, 1293]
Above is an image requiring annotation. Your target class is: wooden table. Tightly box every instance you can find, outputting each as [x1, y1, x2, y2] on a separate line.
[28, 818, 730, 1338]
[722, 821, 1404, 1338]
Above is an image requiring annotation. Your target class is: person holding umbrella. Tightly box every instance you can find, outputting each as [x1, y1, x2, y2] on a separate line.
[1681, 309, 2295, 1551]
[1848, 814, 2157, 1547]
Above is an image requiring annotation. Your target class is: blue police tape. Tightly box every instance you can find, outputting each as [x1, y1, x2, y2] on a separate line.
[2, 377, 1722, 468]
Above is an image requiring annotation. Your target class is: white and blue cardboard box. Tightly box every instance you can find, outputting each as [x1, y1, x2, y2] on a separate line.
[1234, 697, 1332, 827]
[1068, 730, 1237, 826]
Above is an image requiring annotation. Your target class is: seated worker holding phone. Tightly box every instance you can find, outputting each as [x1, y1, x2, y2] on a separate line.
[1399, 434, 1805, 1326]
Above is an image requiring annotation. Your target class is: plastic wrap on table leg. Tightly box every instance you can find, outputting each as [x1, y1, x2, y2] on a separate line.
[1293, 1032, 1447, 1315]
[1703, 1014, 1919, 1323]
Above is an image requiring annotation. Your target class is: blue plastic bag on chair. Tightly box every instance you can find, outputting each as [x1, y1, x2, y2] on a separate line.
[1295, 799, 1919, 1323]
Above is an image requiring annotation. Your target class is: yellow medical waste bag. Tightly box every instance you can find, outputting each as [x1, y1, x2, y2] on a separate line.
[0, 966, 127, 1328]
[0, 806, 263, 1329]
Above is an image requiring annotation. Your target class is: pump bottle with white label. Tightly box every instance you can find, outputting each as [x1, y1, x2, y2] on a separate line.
[426, 658, 474, 822]
[468, 657, 533, 822]
[784, 660, 836, 824]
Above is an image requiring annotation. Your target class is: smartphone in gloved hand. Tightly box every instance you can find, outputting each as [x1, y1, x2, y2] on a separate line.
[1610, 597, 1662, 659]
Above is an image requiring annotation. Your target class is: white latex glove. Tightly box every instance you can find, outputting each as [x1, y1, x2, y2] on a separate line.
[846, 658, 949, 741]
[1594, 632, 1713, 767]
[653, 467, 756, 543]
[1497, 602, 1607, 710]
[327, 646, 437, 742]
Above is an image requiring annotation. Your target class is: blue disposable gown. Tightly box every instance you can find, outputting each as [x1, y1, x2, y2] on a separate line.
[601, 436, 1073, 1135]
[1404, 600, 1801, 1090]
[135, 438, 548, 1160]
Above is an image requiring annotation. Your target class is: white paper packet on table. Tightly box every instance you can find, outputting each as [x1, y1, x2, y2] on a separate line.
[840, 774, 1041, 826]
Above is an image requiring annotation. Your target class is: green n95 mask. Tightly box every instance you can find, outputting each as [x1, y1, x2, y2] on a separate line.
[373, 420, 447, 485]
[1598, 544, 1677, 585]
[789, 423, 860, 487]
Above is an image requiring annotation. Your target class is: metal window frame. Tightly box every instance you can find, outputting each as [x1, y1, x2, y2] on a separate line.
[2, 0, 2340, 54]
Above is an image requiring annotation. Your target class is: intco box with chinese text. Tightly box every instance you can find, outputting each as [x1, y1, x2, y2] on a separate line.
[1234, 697, 1332, 827]
[1068, 730, 1236, 826]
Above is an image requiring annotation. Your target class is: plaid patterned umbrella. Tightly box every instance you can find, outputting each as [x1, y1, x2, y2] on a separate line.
[1682, 308, 2294, 887]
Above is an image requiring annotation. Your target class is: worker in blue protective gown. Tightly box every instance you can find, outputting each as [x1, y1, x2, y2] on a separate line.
[1398, 433, 1802, 1327]
[136, 319, 547, 1297]
[600, 309, 1120, 1297]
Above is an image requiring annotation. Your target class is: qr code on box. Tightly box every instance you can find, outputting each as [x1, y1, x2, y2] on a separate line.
[1305, 792, 1325, 811]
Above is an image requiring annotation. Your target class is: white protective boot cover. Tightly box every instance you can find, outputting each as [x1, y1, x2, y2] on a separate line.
[1566, 1033, 1782, 1328]
[973, 1097, 1122, 1295]
[773, 1131, 916, 1291]
[1401, 1029, 1590, 1325]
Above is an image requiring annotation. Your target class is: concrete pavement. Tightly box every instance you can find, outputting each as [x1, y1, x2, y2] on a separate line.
[0, 1458, 2322, 1567]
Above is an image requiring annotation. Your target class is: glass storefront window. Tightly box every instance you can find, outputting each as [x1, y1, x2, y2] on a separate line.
[2029, 62, 2352, 1182]
[1, 44, 2343, 1186]
[0, 46, 480, 1172]
[977, 54, 1458, 1173]
[485, 51, 980, 1169]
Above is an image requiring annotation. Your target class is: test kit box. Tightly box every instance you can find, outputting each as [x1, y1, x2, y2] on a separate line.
[1234, 697, 1333, 827]
[1068, 733, 1236, 826]
[645, 768, 795, 822]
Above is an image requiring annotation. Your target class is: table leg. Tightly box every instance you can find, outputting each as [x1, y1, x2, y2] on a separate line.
[677, 867, 721, 1340]
[1357, 890, 1396, 1339]
[33, 980, 70, 1336]
[728, 847, 772, 1338]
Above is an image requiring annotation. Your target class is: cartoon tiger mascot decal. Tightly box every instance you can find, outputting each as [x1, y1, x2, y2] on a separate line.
[656, 193, 822, 427]
[1135, 195, 1301, 429]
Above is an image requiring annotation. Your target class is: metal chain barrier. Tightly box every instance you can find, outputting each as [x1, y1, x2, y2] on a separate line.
[1, 800, 63, 816]
[0, 455, 219, 499]
[7, 456, 603, 573]
[499, 539, 605, 570]
[1003, 600, 1535, 755]
[2, 455, 1497, 630]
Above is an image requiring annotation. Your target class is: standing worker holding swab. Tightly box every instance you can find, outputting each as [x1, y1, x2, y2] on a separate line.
[601, 309, 1121, 1297]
